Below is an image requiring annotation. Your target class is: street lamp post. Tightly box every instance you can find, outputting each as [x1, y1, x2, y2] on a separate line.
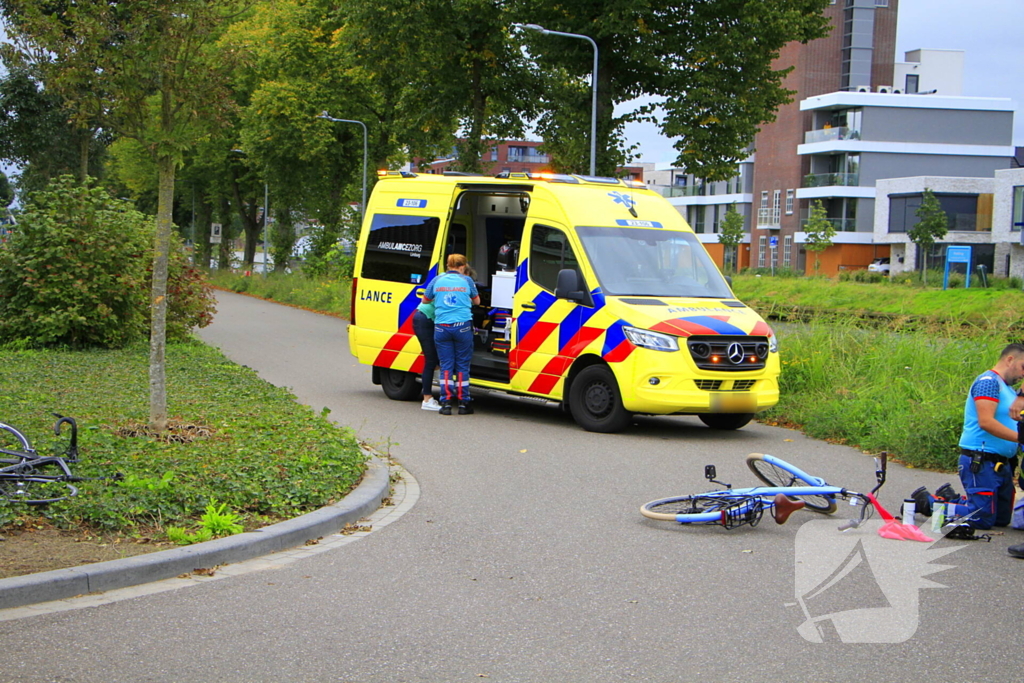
[318, 113, 368, 224]
[514, 23, 598, 176]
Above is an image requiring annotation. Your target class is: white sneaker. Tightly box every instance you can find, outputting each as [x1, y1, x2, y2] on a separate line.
[421, 397, 442, 411]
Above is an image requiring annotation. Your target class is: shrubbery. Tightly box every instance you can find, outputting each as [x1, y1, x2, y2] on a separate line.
[0, 176, 215, 348]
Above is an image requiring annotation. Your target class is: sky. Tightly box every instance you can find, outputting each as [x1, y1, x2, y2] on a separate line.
[624, 0, 1024, 164]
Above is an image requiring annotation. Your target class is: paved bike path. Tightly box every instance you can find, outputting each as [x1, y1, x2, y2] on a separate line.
[2, 291, 1020, 682]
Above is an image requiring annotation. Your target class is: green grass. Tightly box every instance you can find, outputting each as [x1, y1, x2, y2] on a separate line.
[770, 322, 996, 470]
[0, 341, 366, 533]
[208, 270, 351, 318]
[732, 274, 1024, 333]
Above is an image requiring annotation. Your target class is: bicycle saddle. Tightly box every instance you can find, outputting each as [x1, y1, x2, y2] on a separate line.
[772, 494, 806, 525]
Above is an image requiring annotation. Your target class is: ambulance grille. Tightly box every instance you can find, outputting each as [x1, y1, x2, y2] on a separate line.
[687, 336, 769, 372]
[694, 379, 758, 391]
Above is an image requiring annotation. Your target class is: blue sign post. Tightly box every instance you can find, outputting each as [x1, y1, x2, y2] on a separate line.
[943, 246, 972, 290]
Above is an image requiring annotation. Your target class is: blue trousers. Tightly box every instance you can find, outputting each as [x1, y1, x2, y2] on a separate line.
[434, 321, 473, 404]
[950, 455, 1016, 529]
[412, 310, 437, 395]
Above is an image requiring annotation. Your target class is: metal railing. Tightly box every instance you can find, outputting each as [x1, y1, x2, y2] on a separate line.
[799, 217, 858, 232]
[506, 152, 549, 164]
[803, 127, 859, 144]
[803, 172, 860, 188]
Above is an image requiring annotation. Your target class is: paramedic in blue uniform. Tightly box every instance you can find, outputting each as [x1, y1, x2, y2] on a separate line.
[909, 343, 1024, 537]
[422, 253, 479, 415]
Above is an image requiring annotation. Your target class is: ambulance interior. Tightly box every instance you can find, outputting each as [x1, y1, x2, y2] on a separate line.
[444, 188, 530, 383]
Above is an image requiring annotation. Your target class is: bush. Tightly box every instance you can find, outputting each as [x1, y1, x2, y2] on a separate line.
[0, 176, 214, 348]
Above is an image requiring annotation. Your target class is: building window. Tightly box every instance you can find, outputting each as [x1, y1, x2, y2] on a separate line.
[783, 235, 792, 268]
[1013, 187, 1024, 231]
[785, 190, 795, 215]
[490, 147, 498, 161]
[888, 193, 985, 233]
[760, 191, 768, 210]
[905, 74, 919, 94]
[507, 146, 528, 160]
[875, 0, 888, 6]
[772, 190, 781, 219]
[694, 206, 705, 233]
[757, 236, 766, 268]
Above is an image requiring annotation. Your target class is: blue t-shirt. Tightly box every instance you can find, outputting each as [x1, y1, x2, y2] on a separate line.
[959, 369, 1018, 457]
[424, 271, 478, 325]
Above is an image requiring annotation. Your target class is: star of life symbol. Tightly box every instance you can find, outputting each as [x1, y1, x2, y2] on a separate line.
[608, 191, 636, 209]
[790, 518, 962, 643]
[442, 293, 459, 307]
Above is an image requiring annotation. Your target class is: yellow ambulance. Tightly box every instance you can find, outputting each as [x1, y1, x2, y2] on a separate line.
[347, 171, 779, 432]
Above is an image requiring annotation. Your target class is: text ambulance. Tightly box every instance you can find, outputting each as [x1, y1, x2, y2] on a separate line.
[348, 171, 779, 432]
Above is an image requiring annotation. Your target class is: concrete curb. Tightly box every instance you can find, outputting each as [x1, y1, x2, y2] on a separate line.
[0, 454, 391, 610]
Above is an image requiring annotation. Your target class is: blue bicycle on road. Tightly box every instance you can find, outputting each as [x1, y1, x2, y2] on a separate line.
[640, 453, 888, 530]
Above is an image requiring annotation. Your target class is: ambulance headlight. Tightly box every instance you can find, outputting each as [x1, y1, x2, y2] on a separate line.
[623, 327, 679, 352]
[768, 331, 779, 354]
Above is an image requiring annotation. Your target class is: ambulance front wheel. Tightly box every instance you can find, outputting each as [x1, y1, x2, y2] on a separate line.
[569, 365, 632, 433]
[698, 413, 754, 430]
[380, 368, 420, 401]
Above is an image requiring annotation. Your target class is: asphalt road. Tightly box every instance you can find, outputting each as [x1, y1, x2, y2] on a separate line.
[3, 291, 1021, 682]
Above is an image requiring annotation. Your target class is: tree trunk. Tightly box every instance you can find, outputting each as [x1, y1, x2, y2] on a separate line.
[229, 169, 260, 268]
[149, 152, 175, 431]
[79, 131, 90, 181]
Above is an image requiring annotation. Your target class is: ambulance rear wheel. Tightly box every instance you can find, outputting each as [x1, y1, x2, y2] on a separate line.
[569, 366, 631, 433]
[380, 369, 420, 401]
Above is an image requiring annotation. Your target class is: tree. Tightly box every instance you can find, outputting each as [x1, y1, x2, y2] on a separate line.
[514, 0, 832, 178]
[803, 200, 835, 274]
[718, 203, 744, 273]
[910, 188, 948, 285]
[3, 0, 242, 431]
[0, 64, 108, 192]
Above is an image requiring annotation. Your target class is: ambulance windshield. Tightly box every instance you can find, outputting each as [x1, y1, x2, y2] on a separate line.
[575, 226, 733, 298]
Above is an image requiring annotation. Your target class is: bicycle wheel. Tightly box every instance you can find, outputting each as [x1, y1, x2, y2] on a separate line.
[0, 476, 78, 504]
[745, 453, 837, 514]
[641, 494, 743, 524]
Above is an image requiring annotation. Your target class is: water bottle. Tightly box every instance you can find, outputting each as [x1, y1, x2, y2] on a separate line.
[903, 498, 916, 525]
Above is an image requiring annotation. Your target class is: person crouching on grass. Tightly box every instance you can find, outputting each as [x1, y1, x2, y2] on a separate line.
[421, 254, 479, 415]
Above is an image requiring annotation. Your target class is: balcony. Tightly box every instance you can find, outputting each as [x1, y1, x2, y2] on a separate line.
[506, 153, 549, 164]
[756, 208, 781, 229]
[803, 172, 860, 188]
[653, 185, 703, 198]
[803, 127, 859, 144]
[799, 217, 858, 232]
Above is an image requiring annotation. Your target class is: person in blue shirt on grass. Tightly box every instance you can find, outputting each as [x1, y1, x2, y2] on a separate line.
[907, 343, 1024, 547]
[422, 253, 479, 415]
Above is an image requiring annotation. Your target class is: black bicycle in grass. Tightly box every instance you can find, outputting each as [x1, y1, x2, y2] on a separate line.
[0, 414, 114, 504]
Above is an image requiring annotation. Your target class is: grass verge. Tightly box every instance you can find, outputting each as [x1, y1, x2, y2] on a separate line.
[207, 269, 350, 318]
[0, 340, 366, 535]
[732, 274, 1024, 333]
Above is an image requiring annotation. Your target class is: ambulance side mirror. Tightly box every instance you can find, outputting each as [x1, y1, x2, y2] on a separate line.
[555, 269, 585, 303]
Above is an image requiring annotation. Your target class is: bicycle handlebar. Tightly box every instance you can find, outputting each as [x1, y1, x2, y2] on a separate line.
[52, 414, 78, 463]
